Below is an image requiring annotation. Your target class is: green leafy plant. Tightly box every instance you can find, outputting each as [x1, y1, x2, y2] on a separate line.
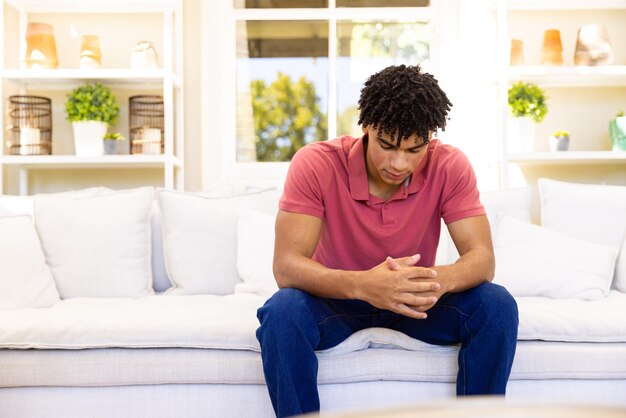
[616, 110, 624, 118]
[65, 83, 120, 125]
[508, 82, 548, 123]
[552, 130, 569, 138]
[104, 132, 124, 141]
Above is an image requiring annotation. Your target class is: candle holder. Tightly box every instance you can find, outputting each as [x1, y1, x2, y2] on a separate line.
[6, 95, 52, 155]
[129, 95, 164, 154]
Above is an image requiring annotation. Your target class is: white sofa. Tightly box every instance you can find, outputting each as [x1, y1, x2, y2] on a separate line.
[1, 180, 625, 418]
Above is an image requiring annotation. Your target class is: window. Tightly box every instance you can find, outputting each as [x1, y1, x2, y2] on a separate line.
[215, 1, 434, 181]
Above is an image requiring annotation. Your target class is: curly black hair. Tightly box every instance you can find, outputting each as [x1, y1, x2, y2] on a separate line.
[357, 64, 452, 146]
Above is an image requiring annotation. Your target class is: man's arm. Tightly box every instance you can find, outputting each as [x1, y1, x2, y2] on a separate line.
[273, 210, 441, 320]
[433, 214, 495, 294]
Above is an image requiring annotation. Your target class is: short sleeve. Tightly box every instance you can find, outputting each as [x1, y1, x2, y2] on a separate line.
[279, 145, 326, 219]
[440, 150, 485, 224]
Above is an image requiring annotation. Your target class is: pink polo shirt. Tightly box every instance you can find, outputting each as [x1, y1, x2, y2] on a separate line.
[279, 135, 485, 270]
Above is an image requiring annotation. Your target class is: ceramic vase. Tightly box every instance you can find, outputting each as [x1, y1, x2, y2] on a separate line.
[510, 39, 524, 66]
[610, 117, 626, 151]
[574, 24, 613, 66]
[541, 29, 563, 66]
[23, 22, 58, 69]
[80, 35, 101, 69]
[131, 41, 159, 69]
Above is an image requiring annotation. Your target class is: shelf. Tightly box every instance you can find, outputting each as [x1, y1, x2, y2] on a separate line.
[507, 66, 626, 87]
[0, 69, 176, 89]
[500, 0, 626, 11]
[4, 0, 177, 13]
[0, 155, 182, 169]
[508, 151, 626, 165]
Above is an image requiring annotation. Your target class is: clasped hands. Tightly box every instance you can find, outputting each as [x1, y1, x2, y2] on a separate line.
[357, 254, 443, 320]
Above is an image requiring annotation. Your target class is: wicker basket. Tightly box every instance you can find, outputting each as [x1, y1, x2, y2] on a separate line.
[6, 95, 52, 155]
[129, 95, 164, 154]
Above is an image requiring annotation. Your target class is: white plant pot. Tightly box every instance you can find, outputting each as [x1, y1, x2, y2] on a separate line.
[72, 121, 107, 156]
[507, 117, 535, 153]
[549, 135, 570, 151]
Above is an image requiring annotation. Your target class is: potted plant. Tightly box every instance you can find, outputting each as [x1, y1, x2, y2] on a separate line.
[549, 130, 570, 152]
[507, 81, 548, 153]
[609, 110, 625, 151]
[65, 83, 119, 156]
[104, 132, 125, 155]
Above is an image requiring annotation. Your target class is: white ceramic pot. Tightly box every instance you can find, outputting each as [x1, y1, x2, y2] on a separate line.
[72, 121, 107, 156]
[507, 117, 534, 153]
[549, 135, 570, 152]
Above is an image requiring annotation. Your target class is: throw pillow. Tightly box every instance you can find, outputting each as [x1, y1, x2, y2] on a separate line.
[538, 178, 626, 292]
[440, 187, 531, 265]
[235, 206, 279, 297]
[493, 216, 617, 300]
[0, 195, 33, 217]
[0, 215, 60, 308]
[34, 187, 154, 298]
[157, 188, 281, 295]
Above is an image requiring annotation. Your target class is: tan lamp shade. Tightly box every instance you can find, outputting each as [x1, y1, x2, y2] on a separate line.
[574, 24, 613, 66]
[23, 22, 58, 69]
[80, 35, 102, 69]
[541, 29, 563, 66]
[510, 39, 524, 66]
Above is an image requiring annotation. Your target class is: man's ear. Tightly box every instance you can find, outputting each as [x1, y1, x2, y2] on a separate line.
[361, 125, 368, 134]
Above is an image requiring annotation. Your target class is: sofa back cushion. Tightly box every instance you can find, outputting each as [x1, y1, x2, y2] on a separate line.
[157, 188, 281, 295]
[538, 178, 626, 292]
[0, 215, 61, 308]
[493, 216, 617, 300]
[234, 206, 279, 297]
[438, 187, 531, 265]
[34, 187, 155, 298]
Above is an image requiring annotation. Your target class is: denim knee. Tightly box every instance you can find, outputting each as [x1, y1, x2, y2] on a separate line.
[473, 282, 519, 332]
[256, 288, 317, 342]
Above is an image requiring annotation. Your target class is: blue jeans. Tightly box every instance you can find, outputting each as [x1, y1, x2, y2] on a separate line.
[256, 282, 519, 418]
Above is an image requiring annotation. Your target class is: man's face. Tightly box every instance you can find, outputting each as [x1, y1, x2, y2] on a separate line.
[362, 125, 431, 188]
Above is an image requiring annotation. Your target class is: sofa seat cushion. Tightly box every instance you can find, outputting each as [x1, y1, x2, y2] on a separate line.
[1, 292, 626, 351]
[2, 341, 626, 389]
[516, 290, 626, 342]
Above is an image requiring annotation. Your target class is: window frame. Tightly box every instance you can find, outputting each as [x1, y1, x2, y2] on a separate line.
[202, 1, 438, 187]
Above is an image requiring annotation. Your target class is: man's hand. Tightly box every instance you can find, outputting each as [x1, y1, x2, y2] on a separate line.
[354, 254, 440, 320]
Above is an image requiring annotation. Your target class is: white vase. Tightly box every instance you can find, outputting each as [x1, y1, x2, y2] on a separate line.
[507, 117, 535, 153]
[72, 121, 107, 156]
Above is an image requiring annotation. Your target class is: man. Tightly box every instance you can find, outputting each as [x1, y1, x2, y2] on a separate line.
[256, 64, 518, 418]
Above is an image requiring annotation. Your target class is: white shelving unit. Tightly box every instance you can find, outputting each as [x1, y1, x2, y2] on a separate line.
[495, 0, 626, 188]
[0, 0, 184, 195]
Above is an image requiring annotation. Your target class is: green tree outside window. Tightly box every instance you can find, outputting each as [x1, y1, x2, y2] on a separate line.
[251, 73, 327, 162]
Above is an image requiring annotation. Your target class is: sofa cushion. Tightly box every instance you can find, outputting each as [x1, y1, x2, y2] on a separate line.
[234, 206, 279, 297]
[493, 216, 617, 300]
[440, 187, 531, 264]
[34, 187, 154, 298]
[1, 292, 625, 351]
[1, 340, 625, 389]
[0, 215, 60, 309]
[538, 178, 626, 292]
[157, 188, 281, 295]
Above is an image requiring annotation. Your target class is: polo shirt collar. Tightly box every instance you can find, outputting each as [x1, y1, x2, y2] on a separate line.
[348, 134, 433, 201]
[348, 135, 370, 201]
